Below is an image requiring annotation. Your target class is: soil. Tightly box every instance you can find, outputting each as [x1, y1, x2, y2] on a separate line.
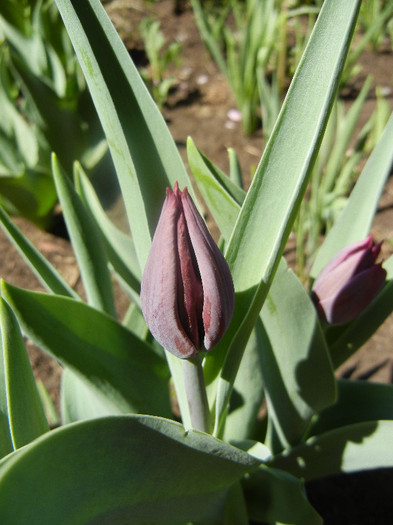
[1, 1, 393, 523]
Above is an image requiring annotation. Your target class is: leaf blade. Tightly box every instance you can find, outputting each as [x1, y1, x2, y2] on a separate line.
[0, 298, 49, 449]
[54, 0, 193, 269]
[1, 282, 171, 417]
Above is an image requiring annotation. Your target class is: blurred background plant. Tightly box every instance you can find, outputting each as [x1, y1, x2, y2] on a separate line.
[358, 0, 393, 51]
[138, 16, 182, 109]
[191, 0, 393, 136]
[341, 0, 393, 84]
[191, 0, 320, 135]
[294, 78, 391, 278]
[0, 0, 114, 229]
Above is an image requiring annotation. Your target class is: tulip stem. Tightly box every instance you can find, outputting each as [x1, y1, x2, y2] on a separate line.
[182, 354, 211, 433]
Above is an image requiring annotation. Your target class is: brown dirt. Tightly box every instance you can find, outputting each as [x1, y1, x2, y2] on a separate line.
[1, 1, 393, 522]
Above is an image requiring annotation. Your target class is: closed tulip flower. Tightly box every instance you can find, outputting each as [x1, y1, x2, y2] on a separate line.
[312, 235, 386, 325]
[141, 182, 235, 359]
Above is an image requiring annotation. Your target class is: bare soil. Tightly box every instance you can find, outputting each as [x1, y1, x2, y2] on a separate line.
[1, 1, 393, 523]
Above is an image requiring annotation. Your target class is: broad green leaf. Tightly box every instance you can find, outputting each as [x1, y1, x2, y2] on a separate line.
[0, 205, 78, 298]
[243, 467, 322, 525]
[54, 0, 193, 270]
[259, 260, 336, 451]
[222, 482, 249, 524]
[1, 282, 171, 418]
[0, 415, 261, 524]
[52, 155, 116, 316]
[74, 163, 141, 301]
[311, 111, 393, 278]
[310, 379, 393, 437]
[0, 298, 49, 449]
[210, 0, 361, 437]
[269, 420, 393, 481]
[61, 368, 126, 423]
[223, 320, 265, 442]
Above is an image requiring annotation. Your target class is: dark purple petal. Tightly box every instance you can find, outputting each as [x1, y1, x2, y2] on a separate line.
[318, 264, 387, 325]
[141, 183, 235, 358]
[312, 235, 387, 325]
[313, 235, 374, 295]
[181, 187, 234, 350]
[176, 208, 204, 350]
[140, 188, 198, 358]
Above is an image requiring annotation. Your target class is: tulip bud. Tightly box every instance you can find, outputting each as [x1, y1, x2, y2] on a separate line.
[140, 182, 235, 359]
[312, 235, 386, 325]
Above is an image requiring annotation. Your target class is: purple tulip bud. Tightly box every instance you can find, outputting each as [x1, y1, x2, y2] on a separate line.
[140, 182, 235, 359]
[312, 235, 387, 325]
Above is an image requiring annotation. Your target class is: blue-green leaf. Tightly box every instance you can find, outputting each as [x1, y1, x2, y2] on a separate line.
[0, 298, 49, 449]
[269, 420, 393, 480]
[0, 415, 260, 524]
[54, 0, 193, 269]
[260, 260, 336, 451]
[310, 379, 393, 437]
[52, 154, 116, 317]
[1, 282, 171, 417]
[73, 163, 141, 301]
[0, 205, 78, 298]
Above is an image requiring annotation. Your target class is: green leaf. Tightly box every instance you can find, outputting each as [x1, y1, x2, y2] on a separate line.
[187, 137, 243, 241]
[0, 415, 261, 524]
[54, 0, 193, 269]
[269, 420, 393, 481]
[209, 0, 361, 437]
[228, 148, 243, 189]
[52, 154, 116, 317]
[222, 321, 265, 443]
[0, 205, 78, 298]
[310, 379, 393, 437]
[311, 111, 393, 279]
[0, 308, 13, 460]
[0, 298, 49, 449]
[227, 0, 361, 295]
[61, 368, 126, 423]
[74, 163, 141, 301]
[243, 467, 322, 525]
[1, 282, 171, 418]
[260, 260, 336, 450]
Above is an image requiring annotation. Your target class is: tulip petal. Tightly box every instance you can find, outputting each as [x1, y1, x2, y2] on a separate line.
[176, 209, 204, 350]
[141, 184, 234, 358]
[313, 235, 374, 292]
[318, 264, 387, 325]
[181, 188, 234, 350]
[140, 189, 198, 358]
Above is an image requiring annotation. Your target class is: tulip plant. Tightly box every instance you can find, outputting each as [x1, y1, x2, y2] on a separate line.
[1, 0, 393, 523]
